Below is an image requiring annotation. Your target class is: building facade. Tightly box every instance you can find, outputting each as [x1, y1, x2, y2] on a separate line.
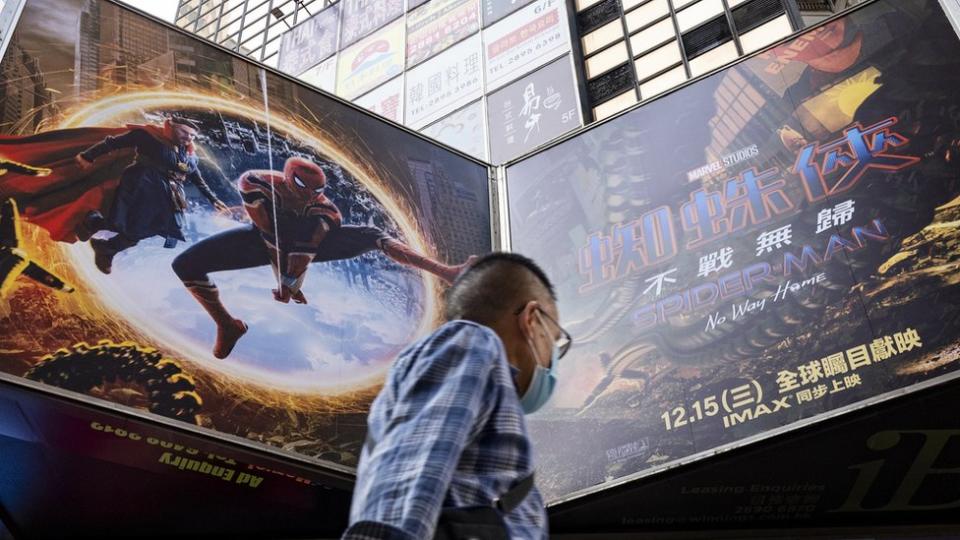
[174, 0, 864, 164]
[175, 0, 337, 64]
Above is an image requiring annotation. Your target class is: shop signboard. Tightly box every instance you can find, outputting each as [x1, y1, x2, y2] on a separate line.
[483, 0, 571, 91]
[355, 76, 404, 123]
[422, 100, 488, 161]
[337, 19, 405, 99]
[406, 0, 479, 67]
[297, 55, 337, 93]
[278, 5, 340, 76]
[481, 0, 535, 27]
[487, 55, 581, 163]
[340, 0, 404, 48]
[405, 34, 483, 129]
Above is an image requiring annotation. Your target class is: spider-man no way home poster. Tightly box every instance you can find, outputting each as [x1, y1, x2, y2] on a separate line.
[0, 0, 491, 471]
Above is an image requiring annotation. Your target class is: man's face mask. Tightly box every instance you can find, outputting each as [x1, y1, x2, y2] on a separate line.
[519, 309, 570, 415]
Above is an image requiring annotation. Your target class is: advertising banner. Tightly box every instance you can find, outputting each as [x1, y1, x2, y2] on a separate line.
[354, 76, 403, 124]
[487, 55, 581, 164]
[277, 4, 340, 76]
[297, 55, 337, 93]
[406, 0, 480, 68]
[0, 0, 491, 474]
[422, 100, 488, 161]
[483, 0, 571, 91]
[482, 0, 535, 28]
[405, 34, 483, 129]
[550, 377, 960, 532]
[506, 0, 960, 502]
[340, 0, 404, 49]
[0, 374, 353, 537]
[336, 19, 405, 99]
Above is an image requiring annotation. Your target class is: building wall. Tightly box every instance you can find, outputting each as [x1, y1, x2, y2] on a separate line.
[174, 0, 586, 164]
[173, 0, 883, 164]
[574, 0, 803, 121]
[175, 0, 335, 65]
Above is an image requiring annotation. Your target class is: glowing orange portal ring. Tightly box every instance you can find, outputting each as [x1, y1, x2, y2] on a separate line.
[57, 91, 439, 392]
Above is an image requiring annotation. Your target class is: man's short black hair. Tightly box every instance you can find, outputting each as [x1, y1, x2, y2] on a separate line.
[444, 252, 555, 325]
[169, 115, 201, 130]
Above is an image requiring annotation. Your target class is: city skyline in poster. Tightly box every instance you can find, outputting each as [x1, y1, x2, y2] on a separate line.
[507, 0, 960, 502]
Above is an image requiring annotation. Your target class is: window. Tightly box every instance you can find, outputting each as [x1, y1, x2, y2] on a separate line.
[625, 0, 669, 32]
[633, 40, 681, 80]
[739, 13, 791, 53]
[586, 41, 629, 78]
[676, 0, 725, 32]
[593, 89, 638, 121]
[639, 64, 686, 99]
[688, 40, 738, 76]
[583, 20, 624, 56]
[630, 17, 675, 56]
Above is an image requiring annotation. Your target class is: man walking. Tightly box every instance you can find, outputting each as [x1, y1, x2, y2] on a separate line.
[344, 252, 570, 540]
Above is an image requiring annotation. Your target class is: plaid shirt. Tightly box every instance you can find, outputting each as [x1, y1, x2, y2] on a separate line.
[343, 321, 548, 540]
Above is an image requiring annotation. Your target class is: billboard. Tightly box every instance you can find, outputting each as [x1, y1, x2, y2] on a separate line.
[354, 76, 403, 124]
[487, 55, 581, 164]
[336, 19, 405, 100]
[550, 377, 960, 532]
[482, 0, 535, 28]
[277, 4, 340, 76]
[0, 0, 490, 474]
[405, 34, 484, 129]
[506, 0, 960, 501]
[406, 0, 480, 68]
[297, 55, 337, 94]
[0, 374, 353, 537]
[483, 0, 571, 91]
[340, 0, 404, 49]
[422, 100, 488, 161]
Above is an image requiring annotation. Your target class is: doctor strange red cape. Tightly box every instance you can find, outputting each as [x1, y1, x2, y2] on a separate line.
[0, 127, 133, 243]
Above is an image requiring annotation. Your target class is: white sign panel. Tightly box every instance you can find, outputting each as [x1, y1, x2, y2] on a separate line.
[277, 4, 340, 76]
[297, 56, 337, 93]
[336, 19, 405, 100]
[0, 0, 25, 62]
[406, 0, 479, 67]
[483, 0, 571, 91]
[340, 0, 404, 48]
[422, 100, 488, 161]
[487, 55, 582, 163]
[482, 0, 535, 27]
[405, 33, 483, 129]
[354, 76, 404, 123]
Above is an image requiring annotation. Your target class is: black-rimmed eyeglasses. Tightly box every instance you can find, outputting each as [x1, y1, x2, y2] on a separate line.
[514, 306, 573, 360]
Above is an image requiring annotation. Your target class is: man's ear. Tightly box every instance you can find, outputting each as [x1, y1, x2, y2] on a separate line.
[516, 300, 540, 341]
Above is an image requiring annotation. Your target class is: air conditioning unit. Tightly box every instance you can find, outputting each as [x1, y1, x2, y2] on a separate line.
[795, 0, 845, 12]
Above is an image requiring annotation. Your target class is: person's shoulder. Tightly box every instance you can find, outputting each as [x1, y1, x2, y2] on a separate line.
[436, 319, 499, 339]
[396, 320, 504, 379]
[125, 127, 153, 139]
[430, 320, 505, 355]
